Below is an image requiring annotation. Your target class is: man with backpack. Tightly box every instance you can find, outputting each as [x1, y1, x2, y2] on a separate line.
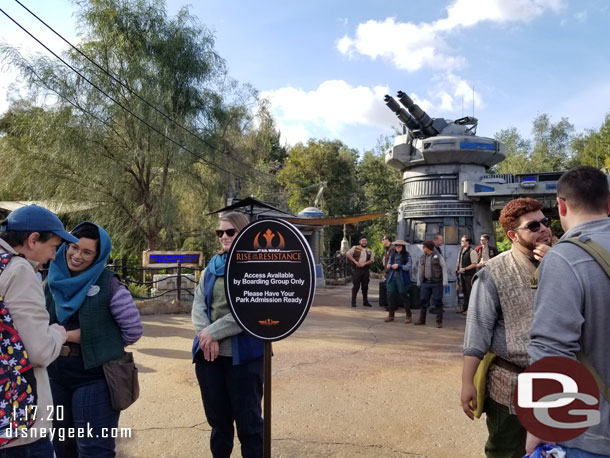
[526, 166, 610, 456]
[0, 205, 72, 455]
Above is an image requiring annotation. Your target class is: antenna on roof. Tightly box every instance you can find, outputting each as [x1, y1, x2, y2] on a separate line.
[472, 86, 475, 118]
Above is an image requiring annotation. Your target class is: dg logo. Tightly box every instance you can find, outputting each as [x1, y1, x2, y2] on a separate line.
[514, 356, 600, 442]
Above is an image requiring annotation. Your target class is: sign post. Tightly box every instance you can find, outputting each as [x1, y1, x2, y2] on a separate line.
[225, 219, 316, 457]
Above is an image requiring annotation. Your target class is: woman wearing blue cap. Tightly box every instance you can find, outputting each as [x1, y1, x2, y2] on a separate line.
[44, 222, 143, 458]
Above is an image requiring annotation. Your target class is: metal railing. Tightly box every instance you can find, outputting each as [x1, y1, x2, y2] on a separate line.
[320, 255, 351, 280]
[107, 260, 200, 301]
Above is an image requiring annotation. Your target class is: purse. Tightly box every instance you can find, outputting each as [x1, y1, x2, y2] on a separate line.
[472, 352, 496, 418]
[103, 352, 140, 411]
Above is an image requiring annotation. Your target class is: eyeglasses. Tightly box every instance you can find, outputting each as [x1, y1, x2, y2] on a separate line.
[67, 243, 96, 259]
[216, 228, 237, 238]
[516, 217, 551, 232]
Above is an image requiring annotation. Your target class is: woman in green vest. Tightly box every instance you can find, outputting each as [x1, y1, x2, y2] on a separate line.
[45, 222, 143, 457]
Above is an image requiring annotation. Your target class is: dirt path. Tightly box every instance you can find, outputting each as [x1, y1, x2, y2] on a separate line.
[117, 284, 487, 457]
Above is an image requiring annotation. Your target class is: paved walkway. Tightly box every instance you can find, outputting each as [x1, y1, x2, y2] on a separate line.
[117, 283, 487, 457]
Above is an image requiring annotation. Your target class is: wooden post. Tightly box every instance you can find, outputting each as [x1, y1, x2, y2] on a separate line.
[121, 255, 128, 280]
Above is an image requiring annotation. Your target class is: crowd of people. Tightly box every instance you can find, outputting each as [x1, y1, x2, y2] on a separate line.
[0, 165, 607, 458]
[343, 166, 609, 457]
[347, 224, 492, 329]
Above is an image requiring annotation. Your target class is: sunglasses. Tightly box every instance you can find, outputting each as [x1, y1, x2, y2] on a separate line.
[216, 228, 237, 238]
[516, 217, 551, 232]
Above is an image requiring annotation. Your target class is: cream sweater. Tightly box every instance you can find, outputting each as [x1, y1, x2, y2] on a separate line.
[0, 239, 64, 448]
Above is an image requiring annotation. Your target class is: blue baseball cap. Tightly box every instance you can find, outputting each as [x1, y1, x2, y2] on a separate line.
[4, 205, 79, 243]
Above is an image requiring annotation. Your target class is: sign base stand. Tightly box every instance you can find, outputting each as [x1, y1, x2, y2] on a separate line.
[264, 341, 272, 458]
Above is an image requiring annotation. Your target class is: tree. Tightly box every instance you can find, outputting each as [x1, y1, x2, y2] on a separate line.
[491, 114, 576, 174]
[569, 113, 610, 169]
[493, 128, 532, 174]
[277, 139, 362, 253]
[226, 99, 288, 207]
[0, 0, 267, 253]
[355, 135, 402, 262]
[278, 139, 361, 216]
[530, 114, 574, 171]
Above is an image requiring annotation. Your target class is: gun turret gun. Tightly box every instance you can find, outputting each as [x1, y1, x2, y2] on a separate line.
[384, 95, 422, 133]
[384, 88, 505, 172]
[397, 91, 448, 137]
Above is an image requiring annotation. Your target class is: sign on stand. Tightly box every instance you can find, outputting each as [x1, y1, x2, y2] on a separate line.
[225, 218, 316, 457]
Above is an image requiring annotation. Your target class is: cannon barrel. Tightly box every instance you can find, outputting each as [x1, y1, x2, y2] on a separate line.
[396, 91, 438, 136]
[384, 95, 421, 131]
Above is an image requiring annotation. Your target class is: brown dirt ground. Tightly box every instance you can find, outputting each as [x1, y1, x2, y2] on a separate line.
[116, 283, 488, 458]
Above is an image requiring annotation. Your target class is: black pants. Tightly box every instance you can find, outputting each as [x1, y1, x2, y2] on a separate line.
[460, 273, 474, 310]
[484, 398, 526, 458]
[195, 353, 264, 458]
[417, 281, 443, 324]
[352, 267, 370, 300]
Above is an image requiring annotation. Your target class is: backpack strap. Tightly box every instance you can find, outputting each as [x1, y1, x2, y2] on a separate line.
[558, 236, 610, 403]
[560, 236, 610, 277]
[576, 350, 610, 403]
[0, 253, 16, 275]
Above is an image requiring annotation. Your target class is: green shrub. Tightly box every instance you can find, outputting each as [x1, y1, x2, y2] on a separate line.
[128, 283, 150, 299]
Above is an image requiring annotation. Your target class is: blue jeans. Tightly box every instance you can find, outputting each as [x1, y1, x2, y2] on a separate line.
[195, 353, 263, 458]
[0, 439, 54, 458]
[48, 357, 120, 458]
[564, 447, 610, 457]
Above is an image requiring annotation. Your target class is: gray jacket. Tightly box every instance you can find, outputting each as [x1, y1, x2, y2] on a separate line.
[529, 217, 610, 455]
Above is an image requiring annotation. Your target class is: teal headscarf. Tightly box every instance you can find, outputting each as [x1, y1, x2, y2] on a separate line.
[48, 222, 112, 323]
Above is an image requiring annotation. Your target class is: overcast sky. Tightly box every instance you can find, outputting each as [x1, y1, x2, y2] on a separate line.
[1, 0, 609, 153]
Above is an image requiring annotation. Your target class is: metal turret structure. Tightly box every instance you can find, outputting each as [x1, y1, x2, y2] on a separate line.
[384, 90, 507, 306]
[383, 90, 604, 305]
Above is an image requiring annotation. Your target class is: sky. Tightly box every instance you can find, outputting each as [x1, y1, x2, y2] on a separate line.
[1, 0, 609, 154]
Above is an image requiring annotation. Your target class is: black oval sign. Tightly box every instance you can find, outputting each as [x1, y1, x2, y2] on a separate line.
[225, 218, 316, 341]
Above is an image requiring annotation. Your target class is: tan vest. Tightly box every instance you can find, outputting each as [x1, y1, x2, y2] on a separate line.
[484, 247, 536, 411]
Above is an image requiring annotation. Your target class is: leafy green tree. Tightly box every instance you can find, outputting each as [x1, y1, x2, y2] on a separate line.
[492, 114, 576, 174]
[278, 139, 361, 216]
[0, 0, 268, 254]
[277, 139, 362, 253]
[568, 113, 610, 169]
[229, 100, 288, 206]
[355, 136, 402, 262]
[493, 127, 532, 174]
[530, 114, 574, 172]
